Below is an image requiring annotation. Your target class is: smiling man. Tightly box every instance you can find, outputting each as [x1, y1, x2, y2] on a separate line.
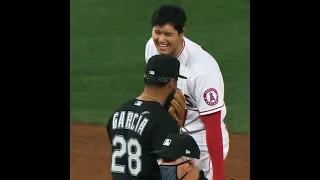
[144, 4, 230, 180]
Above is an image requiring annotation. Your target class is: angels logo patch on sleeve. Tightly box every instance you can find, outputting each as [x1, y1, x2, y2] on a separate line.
[203, 88, 219, 106]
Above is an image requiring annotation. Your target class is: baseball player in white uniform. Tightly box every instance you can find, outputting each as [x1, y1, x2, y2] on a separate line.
[144, 4, 230, 180]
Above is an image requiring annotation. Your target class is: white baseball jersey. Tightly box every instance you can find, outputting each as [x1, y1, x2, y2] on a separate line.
[145, 36, 229, 179]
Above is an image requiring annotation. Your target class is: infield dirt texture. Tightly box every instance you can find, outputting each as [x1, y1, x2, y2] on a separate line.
[70, 0, 250, 179]
[70, 124, 250, 180]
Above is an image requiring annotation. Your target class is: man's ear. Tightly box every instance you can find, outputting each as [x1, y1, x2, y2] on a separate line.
[188, 160, 198, 170]
[166, 79, 175, 90]
[185, 162, 195, 174]
[181, 26, 186, 36]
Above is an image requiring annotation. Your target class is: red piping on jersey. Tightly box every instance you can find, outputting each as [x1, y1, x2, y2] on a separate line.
[199, 104, 225, 114]
[175, 39, 185, 59]
[201, 111, 224, 180]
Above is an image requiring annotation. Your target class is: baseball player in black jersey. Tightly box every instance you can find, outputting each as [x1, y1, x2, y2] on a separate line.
[106, 54, 187, 180]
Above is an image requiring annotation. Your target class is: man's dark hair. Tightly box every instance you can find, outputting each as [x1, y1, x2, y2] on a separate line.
[143, 75, 172, 87]
[151, 4, 187, 34]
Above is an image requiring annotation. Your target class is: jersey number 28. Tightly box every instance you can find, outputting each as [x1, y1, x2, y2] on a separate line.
[111, 135, 142, 176]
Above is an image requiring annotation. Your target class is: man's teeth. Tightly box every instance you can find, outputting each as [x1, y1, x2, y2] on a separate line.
[159, 44, 168, 47]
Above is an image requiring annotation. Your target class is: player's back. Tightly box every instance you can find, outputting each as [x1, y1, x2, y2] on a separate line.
[106, 98, 180, 180]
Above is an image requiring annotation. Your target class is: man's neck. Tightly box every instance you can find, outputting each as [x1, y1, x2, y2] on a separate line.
[172, 38, 184, 58]
[137, 87, 167, 105]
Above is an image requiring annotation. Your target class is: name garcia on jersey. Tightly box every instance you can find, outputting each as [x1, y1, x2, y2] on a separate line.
[112, 110, 150, 136]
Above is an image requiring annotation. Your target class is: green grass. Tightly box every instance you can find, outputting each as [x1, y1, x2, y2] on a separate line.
[70, 0, 250, 134]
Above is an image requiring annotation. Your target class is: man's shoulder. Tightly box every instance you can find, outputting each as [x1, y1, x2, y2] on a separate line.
[136, 101, 169, 121]
[184, 37, 218, 67]
[109, 99, 162, 116]
[149, 106, 179, 128]
[183, 38, 222, 79]
[187, 50, 220, 76]
[146, 37, 153, 44]
[115, 98, 137, 109]
[145, 37, 154, 49]
[152, 107, 174, 121]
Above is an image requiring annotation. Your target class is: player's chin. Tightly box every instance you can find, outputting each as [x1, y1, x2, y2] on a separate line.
[156, 46, 171, 55]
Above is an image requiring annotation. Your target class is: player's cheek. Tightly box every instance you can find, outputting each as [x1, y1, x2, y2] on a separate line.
[170, 42, 177, 52]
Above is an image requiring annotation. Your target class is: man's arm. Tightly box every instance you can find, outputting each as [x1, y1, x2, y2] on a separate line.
[201, 112, 224, 180]
[192, 70, 226, 180]
[106, 115, 114, 143]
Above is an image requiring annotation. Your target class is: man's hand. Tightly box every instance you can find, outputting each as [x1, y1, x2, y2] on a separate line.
[167, 90, 186, 127]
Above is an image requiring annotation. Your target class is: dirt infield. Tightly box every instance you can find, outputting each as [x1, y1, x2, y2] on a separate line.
[70, 123, 250, 180]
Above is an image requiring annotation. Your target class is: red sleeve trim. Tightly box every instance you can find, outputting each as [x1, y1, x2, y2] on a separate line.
[199, 104, 224, 114]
